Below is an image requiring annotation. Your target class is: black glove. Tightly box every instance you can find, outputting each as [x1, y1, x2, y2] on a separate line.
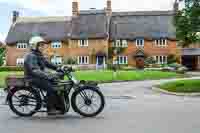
[56, 67, 63, 72]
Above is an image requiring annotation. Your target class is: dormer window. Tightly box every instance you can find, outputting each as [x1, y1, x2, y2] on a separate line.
[51, 41, 62, 48]
[155, 38, 167, 47]
[136, 38, 144, 47]
[113, 40, 128, 47]
[80, 40, 88, 47]
[122, 40, 128, 47]
[17, 43, 27, 49]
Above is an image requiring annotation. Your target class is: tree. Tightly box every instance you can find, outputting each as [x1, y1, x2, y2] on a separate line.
[0, 47, 5, 66]
[174, 0, 200, 47]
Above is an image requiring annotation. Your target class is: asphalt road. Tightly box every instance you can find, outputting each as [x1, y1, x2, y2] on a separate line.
[1, 79, 200, 133]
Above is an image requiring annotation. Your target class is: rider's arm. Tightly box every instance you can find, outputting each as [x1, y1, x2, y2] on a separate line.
[43, 56, 58, 71]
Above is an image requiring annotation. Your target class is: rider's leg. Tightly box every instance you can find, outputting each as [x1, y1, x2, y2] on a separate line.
[31, 78, 61, 115]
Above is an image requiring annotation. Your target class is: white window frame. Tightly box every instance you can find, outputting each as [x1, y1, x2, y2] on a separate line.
[154, 38, 167, 47]
[136, 38, 144, 47]
[154, 55, 167, 64]
[51, 56, 62, 65]
[116, 40, 121, 47]
[113, 40, 128, 48]
[116, 56, 128, 65]
[122, 40, 128, 47]
[77, 56, 89, 64]
[51, 41, 62, 49]
[16, 58, 24, 66]
[80, 40, 88, 47]
[17, 43, 27, 49]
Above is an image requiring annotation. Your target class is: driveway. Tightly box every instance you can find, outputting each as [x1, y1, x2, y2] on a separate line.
[0, 79, 200, 133]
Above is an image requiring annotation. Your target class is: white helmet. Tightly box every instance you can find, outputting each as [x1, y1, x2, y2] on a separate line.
[29, 36, 46, 50]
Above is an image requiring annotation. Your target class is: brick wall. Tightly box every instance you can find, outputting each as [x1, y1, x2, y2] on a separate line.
[109, 39, 179, 67]
[6, 44, 28, 66]
[6, 39, 109, 66]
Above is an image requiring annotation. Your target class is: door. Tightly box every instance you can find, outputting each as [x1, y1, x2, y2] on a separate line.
[97, 56, 104, 66]
[136, 57, 145, 69]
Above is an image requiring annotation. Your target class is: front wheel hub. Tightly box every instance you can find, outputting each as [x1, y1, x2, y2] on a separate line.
[85, 99, 92, 106]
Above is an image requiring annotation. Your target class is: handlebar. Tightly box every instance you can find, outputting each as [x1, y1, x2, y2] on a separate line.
[60, 66, 75, 73]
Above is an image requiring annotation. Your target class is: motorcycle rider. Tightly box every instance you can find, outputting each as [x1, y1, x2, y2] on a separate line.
[24, 35, 63, 115]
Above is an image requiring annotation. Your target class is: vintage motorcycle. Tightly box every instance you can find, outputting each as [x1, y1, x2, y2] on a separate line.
[5, 66, 105, 117]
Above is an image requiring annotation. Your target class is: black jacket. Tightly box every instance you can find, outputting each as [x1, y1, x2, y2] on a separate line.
[24, 49, 58, 80]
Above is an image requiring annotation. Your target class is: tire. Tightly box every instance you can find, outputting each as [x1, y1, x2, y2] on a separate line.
[8, 87, 42, 117]
[71, 87, 105, 117]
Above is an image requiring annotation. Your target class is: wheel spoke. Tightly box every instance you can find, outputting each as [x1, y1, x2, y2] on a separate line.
[12, 94, 20, 100]
[92, 103, 99, 108]
[10, 89, 39, 115]
[89, 105, 96, 112]
[79, 103, 86, 110]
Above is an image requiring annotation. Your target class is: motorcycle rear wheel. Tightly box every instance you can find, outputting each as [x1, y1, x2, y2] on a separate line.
[8, 87, 41, 117]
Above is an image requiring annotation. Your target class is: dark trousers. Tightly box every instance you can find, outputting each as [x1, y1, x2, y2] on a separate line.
[30, 78, 58, 110]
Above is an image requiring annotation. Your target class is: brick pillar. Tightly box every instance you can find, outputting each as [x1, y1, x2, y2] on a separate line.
[197, 56, 200, 70]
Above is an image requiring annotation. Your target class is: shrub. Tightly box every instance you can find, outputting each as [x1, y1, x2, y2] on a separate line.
[145, 57, 156, 67]
[0, 66, 24, 72]
[168, 63, 182, 69]
[63, 57, 77, 65]
[121, 66, 136, 71]
[167, 54, 177, 64]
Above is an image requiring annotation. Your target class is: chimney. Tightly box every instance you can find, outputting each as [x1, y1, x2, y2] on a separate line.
[12, 11, 19, 23]
[173, 0, 179, 13]
[106, 0, 112, 15]
[72, 0, 79, 16]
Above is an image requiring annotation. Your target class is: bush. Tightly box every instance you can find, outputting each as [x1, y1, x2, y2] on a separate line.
[63, 57, 77, 65]
[0, 66, 24, 72]
[176, 66, 188, 74]
[145, 57, 156, 67]
[168, 63, 182, 69]
[121, 66, 136, 71]
[167, 54, 177, 64]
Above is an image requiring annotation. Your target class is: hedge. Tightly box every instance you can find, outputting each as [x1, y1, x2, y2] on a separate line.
[0, 66, 24, 72]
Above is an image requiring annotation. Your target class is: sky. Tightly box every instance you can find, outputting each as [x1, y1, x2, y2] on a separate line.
[0, 0, 182, 42]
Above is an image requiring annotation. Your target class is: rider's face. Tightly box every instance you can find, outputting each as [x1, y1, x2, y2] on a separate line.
[38, 42, 48, 53]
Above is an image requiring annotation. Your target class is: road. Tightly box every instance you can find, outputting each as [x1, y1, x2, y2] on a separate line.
[0, 79, 200, 133]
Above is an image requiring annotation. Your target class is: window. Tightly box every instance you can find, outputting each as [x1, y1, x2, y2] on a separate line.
[115, 56, 128, 64]
[122, 40, 128, 47]
[154, 56, 167, 64]
[113, 40, 128, 47]
[136, 38, 144, 47]
[154, 38, 167, 47]
[80, 40, 88, 47]
[77, 56, 89, 64]
[16, 58, 24, 66]
[51, 41, 62, 48]
[17, 43, 27, 49]
[51, 56, 62, 65]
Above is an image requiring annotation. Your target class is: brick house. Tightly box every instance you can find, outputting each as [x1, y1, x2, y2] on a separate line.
[5, 0, 179, 69]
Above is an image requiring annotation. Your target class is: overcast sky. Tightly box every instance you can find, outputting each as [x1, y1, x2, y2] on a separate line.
[0, 0, 181, 42]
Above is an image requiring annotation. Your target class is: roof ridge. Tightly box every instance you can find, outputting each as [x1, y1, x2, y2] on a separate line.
[16, 16, 72, 23]
[112, 10, 174, 16]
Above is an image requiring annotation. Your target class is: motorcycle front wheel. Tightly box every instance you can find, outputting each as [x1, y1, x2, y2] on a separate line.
[71, 87, 105, 117]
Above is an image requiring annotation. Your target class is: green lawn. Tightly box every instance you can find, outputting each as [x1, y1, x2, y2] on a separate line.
[159, 79, 200, 93]
[0, 70, 182, 88]
[75, 70, 180, 81]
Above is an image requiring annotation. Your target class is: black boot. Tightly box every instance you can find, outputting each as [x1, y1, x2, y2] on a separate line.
[47, 95, 61, 116]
